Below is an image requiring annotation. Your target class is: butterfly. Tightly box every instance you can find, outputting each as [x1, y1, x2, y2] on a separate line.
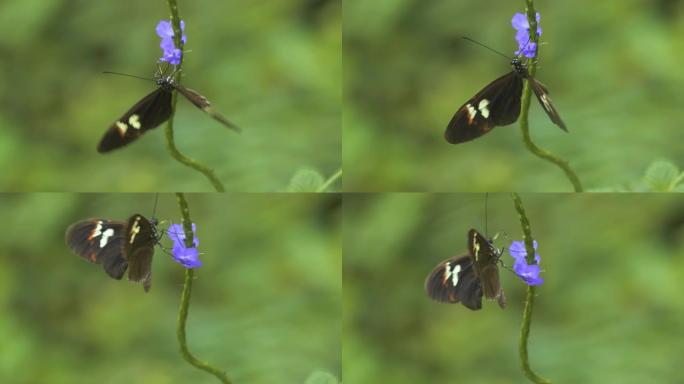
[65, 214, 161, 292]
[97, 71, 241, 153]
[425, 229, 506, 310]
[444, 56, 566, 144]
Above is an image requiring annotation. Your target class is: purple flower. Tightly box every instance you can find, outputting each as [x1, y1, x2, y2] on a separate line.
[167, 223, 202, 269]
[508, 240, 544, 286]
[511, 12, 541, 58]
[156, 20, 187, 65]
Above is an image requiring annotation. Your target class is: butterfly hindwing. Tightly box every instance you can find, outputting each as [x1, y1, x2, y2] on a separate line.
[445, 71, 523, 144]
[123, 214, 157, 292]
[65, 219, 128, 279]
[97, 88, 173, 153]
[425, 254, 483, 310]
[174, 85, 241, 133]
[529, 78, 567, 132]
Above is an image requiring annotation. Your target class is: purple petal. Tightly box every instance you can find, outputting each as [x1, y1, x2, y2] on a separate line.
[516, 42, 538, 58]
[160, 37, 176, 54]
[508, 240, 538, 259]
[167, 223, 202, 269]
[513, 261, 544, 286]
[156, 21, 174, 38]
[156, 19, 187, 64]
[161, 48, 182, 65]
[515, 29, 531, 46]
[511, 12, 542, 34]
[511, 12, 542, 57]
[156, 20, 185, 38]
[172, 244, 202, 268]
[510, 239, 544, 286]
[511, 13, 528, 30]
[167, 223, 199, 247]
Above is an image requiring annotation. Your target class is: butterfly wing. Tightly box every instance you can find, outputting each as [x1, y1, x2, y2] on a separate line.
[174, 85, 241, 133]
[425, 254, 483, 310]
[529, 78, 567, 132]
[468, 229, 505, 308]
[65, 219, 128, 279]
[123, 214, 156, 292]
[97, 88, 173, 153]
[445, 72, 523, 144]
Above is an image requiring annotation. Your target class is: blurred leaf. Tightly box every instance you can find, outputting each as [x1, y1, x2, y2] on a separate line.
[643, 160, 680, 191]
[305, 370, 339, 384]
[288, 168, 325, 192]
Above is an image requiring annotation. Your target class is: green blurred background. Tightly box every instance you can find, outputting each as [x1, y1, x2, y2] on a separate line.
[344, 1, 684, 191]
[344, 193, 684, 383]
[0, 0, 340, 191]
[0, 193, 340, 383]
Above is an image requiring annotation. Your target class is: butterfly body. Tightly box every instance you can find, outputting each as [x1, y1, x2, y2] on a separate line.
[445, 58, 566, 144]
[425, 229, 506, 310]
[65, 214, 159, 292]
[97, 72, 240, 153]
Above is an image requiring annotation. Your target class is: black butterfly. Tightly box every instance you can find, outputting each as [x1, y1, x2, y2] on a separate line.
[65, 214, 161, 292]
[425, 229, 506, 310]
[97, 72, 240, 153]
[445, 57, 566, 144]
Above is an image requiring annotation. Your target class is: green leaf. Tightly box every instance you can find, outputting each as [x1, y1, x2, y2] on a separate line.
[304, 371, 339, 384]
[287, 169, 325, 192]
[643, 161, 680, 191]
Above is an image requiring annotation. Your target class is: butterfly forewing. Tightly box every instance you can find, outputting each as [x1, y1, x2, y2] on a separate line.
[174, 85, 241, 133]
[97, 88, 173, 153]
[65, 219, 128, 279]
[445, 72, 523, 144]
[123, 214, 157, 292]
[529, 78, 567, 131]
[425, 254, 483, 310]
[467, 229, 506, 308]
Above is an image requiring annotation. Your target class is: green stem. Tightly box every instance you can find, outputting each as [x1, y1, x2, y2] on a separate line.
[175, 193, 232, 384]
[165, 0, 225, 192]
[511, 192, 551, 384]
[316, 168, 342, 192]
[519, 0, 583, 192]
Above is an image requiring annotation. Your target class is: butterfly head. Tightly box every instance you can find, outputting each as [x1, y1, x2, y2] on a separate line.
[154, 72, 176, 91]
[511, 58, 528, 77]
[148, 217, 165, 244]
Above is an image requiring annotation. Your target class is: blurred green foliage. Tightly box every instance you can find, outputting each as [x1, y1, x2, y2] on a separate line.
[343, 0, 684, 191]
[0, 0, 341, 191]
[0, 193, 341, 383]
[344, 193, 684, 383]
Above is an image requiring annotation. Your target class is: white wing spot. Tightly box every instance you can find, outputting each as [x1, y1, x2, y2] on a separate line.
[466, 104, 477, 122]
[90, 221, 103, 238]
[478, 99, 490, 118]
[129, 217, 141, 244]
[472, 232, 480, 261]
[100, 228, 115, 248]
[128, 114, 142, 129]
[540, 94, 553, 111]
[115, 121, 128, 135]
[444, 262, 462, 287]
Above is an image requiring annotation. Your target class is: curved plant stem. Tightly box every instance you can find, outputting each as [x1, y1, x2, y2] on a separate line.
[511, 192, 551, 384]
[316, 168, 342, 192]
[175, 193, 232, 384]
[519, 0, 583, 192]
[165, 0, 225, 192]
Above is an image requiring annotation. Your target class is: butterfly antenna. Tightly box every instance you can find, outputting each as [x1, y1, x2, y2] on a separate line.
[102, 71, 153, 81]
[152, 193, 159, 219]
[461, 37, 513, 61]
